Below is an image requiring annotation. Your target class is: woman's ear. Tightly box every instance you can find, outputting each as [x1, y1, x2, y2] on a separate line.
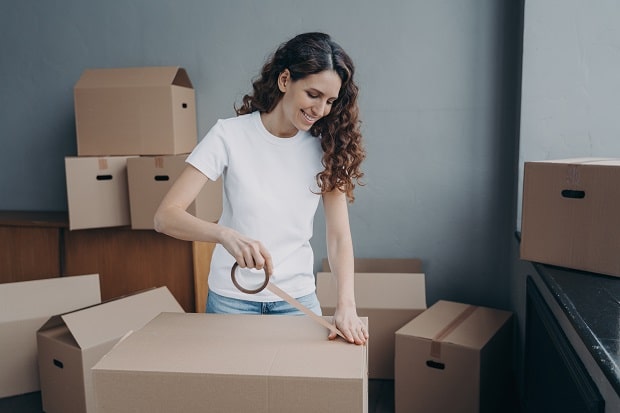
[278, 69, 290, 93]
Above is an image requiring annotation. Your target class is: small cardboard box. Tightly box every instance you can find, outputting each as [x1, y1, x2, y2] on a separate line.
[74, 66, 197, 156]
[92, 313, 368, 413]
[317, 258, 426, 379]
[37, 286, 184, 413]
[65, 156, 137, 230]
[0, 274, 101, 398]
[127, 154, 222, 229]
[395, 300, 513, 413]
[520, 158, 620, 277]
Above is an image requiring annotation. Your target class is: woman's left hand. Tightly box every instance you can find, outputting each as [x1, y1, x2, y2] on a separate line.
[329, 304, 369, 345]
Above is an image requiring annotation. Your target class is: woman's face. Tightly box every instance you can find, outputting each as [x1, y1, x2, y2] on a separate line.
[278, 69, 342, 134]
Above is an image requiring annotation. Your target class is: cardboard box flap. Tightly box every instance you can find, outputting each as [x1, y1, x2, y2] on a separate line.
[396, 300, 512, 350]
[444, 305, 512, 349]
[61, 287, 183, 350]
[75, 67, 192, 89]
[93, 313, 367, 380]
[0, 274, 101, 322]
[316, 272, 426, 309]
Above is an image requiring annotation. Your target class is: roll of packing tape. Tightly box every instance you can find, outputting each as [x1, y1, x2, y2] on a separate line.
[231, 262, 345, 340]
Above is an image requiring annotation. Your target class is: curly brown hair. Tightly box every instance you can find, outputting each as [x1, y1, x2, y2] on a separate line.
[235, 32, 365, 202]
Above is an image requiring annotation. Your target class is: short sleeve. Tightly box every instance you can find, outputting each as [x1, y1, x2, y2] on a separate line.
[186, 119, 228, 181]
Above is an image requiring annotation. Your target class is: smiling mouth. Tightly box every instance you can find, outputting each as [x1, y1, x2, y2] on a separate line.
[302, 111, 317, 123]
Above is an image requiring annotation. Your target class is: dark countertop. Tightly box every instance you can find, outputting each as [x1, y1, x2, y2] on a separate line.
[534, 262, 620, 396]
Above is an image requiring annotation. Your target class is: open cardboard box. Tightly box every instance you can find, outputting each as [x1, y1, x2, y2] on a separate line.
[74, 66, 197, 156]
[0, 274, 101, 398]
[37, 286, 184, 413]
[92, 312, 368, 413]
[521, 157, 620, 277]
[395, 300, 513, 413]
[317, 258, 426, 379]
[65, 156, 137, 230]
[127, 154, 222, 229]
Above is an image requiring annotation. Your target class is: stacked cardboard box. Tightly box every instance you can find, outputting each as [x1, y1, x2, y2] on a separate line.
[520, 157, 620, 277]
[316, 258, 426, 379]
[66, 66, 221, 230]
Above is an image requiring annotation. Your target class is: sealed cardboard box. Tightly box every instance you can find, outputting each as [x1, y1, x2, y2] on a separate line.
[92, 312, 368, 413]
[37, 286, 184, 413]
[395, 300, 513, 413]
[317, 258, 426, 379]
[0, 274, 100, 398]
[65, 156, 137, 230]
[127, 154, 222, 229]
[74, 66, 197, 156]
[521, 157, 620, 277]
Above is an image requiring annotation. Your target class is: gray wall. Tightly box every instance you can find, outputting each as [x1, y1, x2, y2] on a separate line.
[1, 1, 522, 310]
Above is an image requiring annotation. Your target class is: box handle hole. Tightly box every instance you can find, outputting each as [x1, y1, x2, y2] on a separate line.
[96, 175, 113, 181]
[53, 359, 64, 369]
[182, 103, 188, 109]
[561, 189, 585, 199]
[426, 360, 445, 370]
[154, 175, 170, 181]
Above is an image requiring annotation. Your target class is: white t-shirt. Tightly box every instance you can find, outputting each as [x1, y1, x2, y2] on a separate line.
[186, 111, 324, 301]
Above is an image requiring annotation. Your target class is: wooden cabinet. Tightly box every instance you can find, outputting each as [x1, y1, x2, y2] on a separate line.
[0, 211, 212, 313]
[0, 211, 66, 283]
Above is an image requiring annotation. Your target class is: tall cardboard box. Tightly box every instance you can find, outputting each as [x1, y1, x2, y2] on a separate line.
[65, 156, 137, 230]
[127, 154, 223, 229]
[395, 300, 513, 413]
[74, 66, 197, 156]
[37, 286, 184, 413]
[521, 157, 620, 277]
[317, 258, 426, 379]
[0, 274, 100, 398]
[92, 313, 368, 413]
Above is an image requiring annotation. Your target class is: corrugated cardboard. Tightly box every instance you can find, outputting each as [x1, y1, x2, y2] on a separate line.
[127, 154, 222, 229]
[74, 66, 197, 156]
[317, 258, 426, 379]
[92, 312, 368, 413]
[0, 274, 100, 398]
[395, 300, 513, 413]
[321, 257, 423, 273]
[65, 156, 137, 230]
[520, 157, 620, 277]
[37, 286, 184, 413]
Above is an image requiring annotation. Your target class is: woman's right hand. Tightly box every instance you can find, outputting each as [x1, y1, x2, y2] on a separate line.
[219, 227, 273, 275]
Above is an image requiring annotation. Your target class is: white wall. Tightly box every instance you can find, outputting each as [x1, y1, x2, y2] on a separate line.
[517, 0, 620, 228]
[512, 0, 620, 397]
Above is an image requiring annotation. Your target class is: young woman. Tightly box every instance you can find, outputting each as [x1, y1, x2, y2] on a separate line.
[154, 32, 368, 345]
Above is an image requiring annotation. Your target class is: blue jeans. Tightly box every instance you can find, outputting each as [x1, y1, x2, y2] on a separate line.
[206, 289, 322, 316]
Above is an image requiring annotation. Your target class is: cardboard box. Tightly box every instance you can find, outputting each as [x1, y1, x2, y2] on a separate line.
[92, 312, 368, 413]
[127, 154, 222, 229]
[316, 258, 426, 379]
[520, 158, 620, 277]
[395, 300, 513, 413]
[37, 286, 184, 413]
[321, 257, 423, 273]
[65, 156, 137, 230]
[74, 66, 197, 156]
[0, 274, 100, 398]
